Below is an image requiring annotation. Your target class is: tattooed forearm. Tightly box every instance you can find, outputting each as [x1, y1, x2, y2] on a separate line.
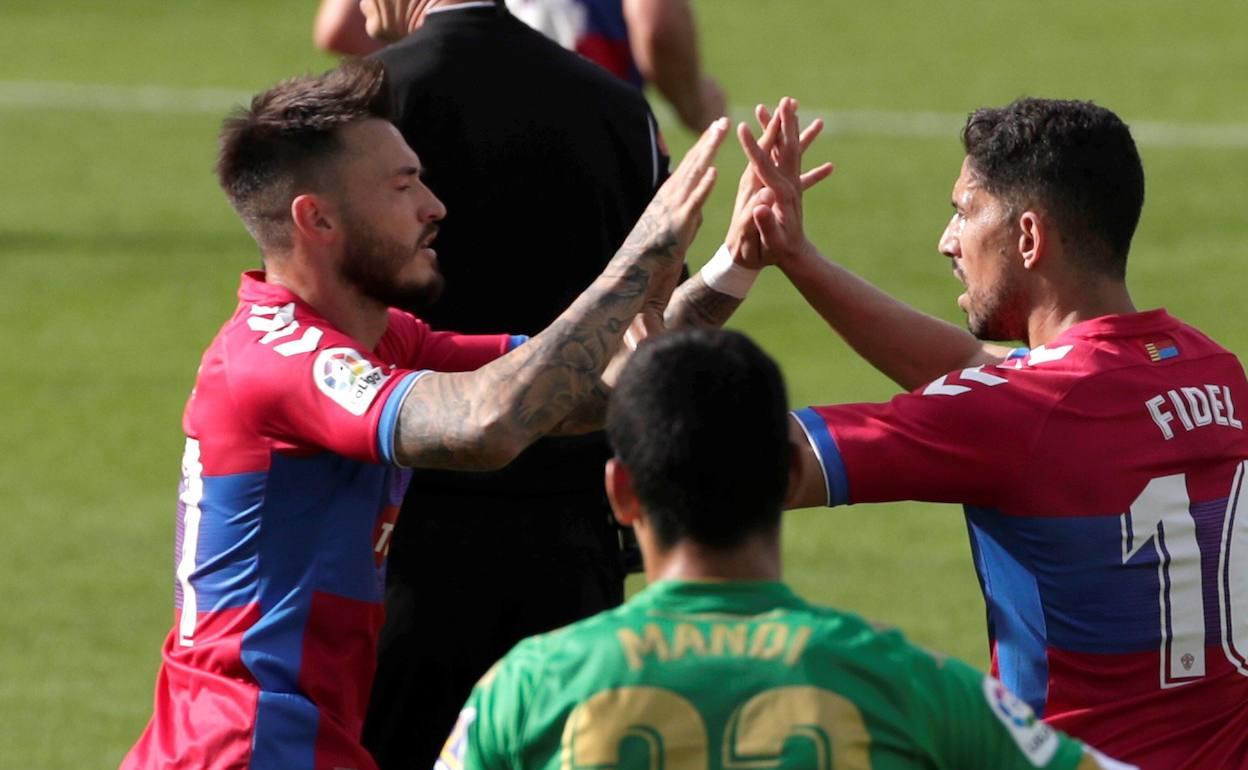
[394, 210, 679, 470]
[547, 378, 611, 436]
[664, 272, 744, 330]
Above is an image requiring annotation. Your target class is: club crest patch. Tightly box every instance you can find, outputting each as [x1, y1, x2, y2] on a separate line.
[314, 347, 390, 416]
[982, 677, 1058, 766]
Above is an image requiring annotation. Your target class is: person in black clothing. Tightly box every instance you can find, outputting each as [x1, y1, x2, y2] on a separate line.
[361, 2, 667, 768]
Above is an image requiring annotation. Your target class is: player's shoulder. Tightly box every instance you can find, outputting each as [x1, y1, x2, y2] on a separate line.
[215, 287, 391, 408]
[219, 295, 350, 369]
[795, 601, 946, 668]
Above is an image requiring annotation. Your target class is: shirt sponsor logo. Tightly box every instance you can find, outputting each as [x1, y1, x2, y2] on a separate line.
[314, 347, 391, 416]
[435, 707, 477, 770]
[982, 677, 1058, 766]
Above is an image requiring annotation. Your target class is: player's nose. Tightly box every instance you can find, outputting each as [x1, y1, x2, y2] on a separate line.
[419, 190, 447, 224]
[938, 218, 959, 258]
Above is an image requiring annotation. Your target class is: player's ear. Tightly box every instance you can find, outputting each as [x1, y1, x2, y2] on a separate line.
[605, 458, 641, 527]
[1017, 209, 1046, 271]
[290, 193, 339, 246]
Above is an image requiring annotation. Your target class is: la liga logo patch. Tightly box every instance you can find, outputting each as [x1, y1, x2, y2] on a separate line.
[982, 677, 1058, 766]
[314, 347, 391, 415]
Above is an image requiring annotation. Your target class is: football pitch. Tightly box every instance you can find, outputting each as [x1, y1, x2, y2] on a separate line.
[2, 0, 1247, 765]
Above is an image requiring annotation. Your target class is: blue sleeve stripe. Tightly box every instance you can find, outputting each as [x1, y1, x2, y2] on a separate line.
[792, 408, 850, 506]
[507, 334, 529, 351]
[378, 370, 431, 465]
[1006, 346, 1030, 360]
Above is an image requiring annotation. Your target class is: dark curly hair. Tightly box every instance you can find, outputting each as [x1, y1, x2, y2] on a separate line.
[216, 59, 392, 251]
[962, 98, 1144, 279]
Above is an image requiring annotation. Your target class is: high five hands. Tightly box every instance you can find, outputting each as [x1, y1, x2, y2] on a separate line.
[733, 97, 835, 269]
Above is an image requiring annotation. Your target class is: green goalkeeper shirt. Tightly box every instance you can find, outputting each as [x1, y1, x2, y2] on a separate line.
[439, 580, 1114, 770]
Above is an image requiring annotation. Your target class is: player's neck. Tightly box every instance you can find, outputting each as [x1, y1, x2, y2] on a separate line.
[646, 537, 782, 583]
[1025, 275, 1136, 348]
[263, 257, 390, 350]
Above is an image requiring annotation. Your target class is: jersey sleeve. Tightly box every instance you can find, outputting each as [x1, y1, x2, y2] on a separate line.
[383, 308, 521, 372]
[909, 654, 1122, 769]
[225, 321, 426, 466]
[792, 364, 1054, 508]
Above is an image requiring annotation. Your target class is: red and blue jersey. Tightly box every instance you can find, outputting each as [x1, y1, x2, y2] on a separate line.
[570, 0, 641, 86]
[122, 272, 519, 770]
[793, 310, 1248, 769]
[507, 0, 641, 85]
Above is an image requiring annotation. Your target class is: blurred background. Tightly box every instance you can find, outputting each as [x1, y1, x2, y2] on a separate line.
[2, 0, 1246, 765]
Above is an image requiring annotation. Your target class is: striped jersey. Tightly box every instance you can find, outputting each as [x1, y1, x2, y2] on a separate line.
[122, 271, 517, 770]
[794, 309, 1248, 769]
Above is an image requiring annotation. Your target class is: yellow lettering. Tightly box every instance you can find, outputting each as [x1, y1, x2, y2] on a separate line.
[672, 623, 708, 660]
[749, 623, 789, 660]
[617, 624, 670, 671]
[784, 626, 812, 666]
[710, 624, 748, 656]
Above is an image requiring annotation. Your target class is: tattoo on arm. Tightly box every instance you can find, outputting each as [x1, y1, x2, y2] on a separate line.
[547, 378, 611, 436]
[664, 272, 743, 330]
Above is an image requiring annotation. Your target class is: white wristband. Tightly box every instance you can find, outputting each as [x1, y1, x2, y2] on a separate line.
[698, 243, 760, 299]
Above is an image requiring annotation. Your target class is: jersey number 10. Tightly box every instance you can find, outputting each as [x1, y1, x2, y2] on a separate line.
[1121, 461, 1248, 688]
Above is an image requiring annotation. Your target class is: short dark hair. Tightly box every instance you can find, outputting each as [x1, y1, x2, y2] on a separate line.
[216, 59, 392, 250]
[962, 98, 1144, 279]
[607, 329, 790, 549]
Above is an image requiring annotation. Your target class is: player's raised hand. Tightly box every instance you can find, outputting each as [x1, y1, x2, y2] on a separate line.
[621, 117, 728, 269]
[725, 103, 785, 268]
[738, 98, 834, 267]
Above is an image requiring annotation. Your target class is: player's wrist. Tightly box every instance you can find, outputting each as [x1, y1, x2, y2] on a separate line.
[777, 239, 822, 274]
[700, 243, 760, 298]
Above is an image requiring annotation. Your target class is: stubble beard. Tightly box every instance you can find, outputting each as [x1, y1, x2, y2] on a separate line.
[965, 272, 1027, 343]
[339, 218, 445, 314]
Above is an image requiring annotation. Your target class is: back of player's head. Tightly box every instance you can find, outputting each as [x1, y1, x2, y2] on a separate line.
[216, 59, 392, 251]
[607, 328, 790, 550]
[961, 98, 1144, 280]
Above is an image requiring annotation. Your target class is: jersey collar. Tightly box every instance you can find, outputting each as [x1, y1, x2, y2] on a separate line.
[1055, 308, 1177, 342]
[634, 580, 807, 617]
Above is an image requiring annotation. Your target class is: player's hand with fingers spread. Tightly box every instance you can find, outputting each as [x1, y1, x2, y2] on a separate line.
[738, 97, 835, 268]
[623, 116, 729, 270]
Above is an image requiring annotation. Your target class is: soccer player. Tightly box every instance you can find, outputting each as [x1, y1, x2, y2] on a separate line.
[120, 59, 732, 770]
[437, 327, 1132, 770]
[739, 97, 1248, 768]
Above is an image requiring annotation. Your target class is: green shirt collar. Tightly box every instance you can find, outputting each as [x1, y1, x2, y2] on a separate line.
[630, 579, 807, 617]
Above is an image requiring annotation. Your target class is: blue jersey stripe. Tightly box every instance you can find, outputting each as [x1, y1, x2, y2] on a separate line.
[239, 453, 392, 694]
[966, 508, 1050, 713]
[250, 690, 318, 770]
[507, 334, 529, 351]
[185, 472, 265, 611]
[377, 370, 429, 465]
[792, 408, 850, 506]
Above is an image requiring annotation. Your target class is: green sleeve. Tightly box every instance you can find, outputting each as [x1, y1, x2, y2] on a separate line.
[909, 654, 1089, 770]
[439, 642, 540, 770]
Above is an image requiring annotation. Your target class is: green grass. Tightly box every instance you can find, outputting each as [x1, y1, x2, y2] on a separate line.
[2, 1, 1247, 766]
